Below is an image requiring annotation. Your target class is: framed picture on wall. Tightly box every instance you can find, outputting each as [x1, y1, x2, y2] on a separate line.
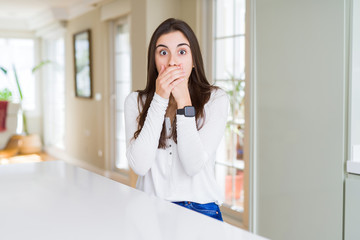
[73, 29, 92, 98]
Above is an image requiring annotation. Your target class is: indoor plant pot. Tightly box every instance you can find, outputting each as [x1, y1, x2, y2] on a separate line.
[0, 87, 12, 132]
[18, 134, 42, 154]
[0, 100, 9, 132]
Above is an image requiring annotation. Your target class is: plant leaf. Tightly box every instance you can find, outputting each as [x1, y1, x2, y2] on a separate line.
[12, 65, 23, 101]
[32, 60, 51, 73]
[0, 88, 12, 101]
[0, 66, 7, 75]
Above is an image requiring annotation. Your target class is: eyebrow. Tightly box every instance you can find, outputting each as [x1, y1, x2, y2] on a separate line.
[155, 43, 190, 49]
[177, 43, 190, 48]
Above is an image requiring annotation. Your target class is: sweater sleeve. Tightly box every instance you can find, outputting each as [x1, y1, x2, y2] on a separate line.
[124, 92, 169, 176]
[176, 89, 229, 176]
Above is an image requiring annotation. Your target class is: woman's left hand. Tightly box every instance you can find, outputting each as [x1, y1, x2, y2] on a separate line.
[171, 65, 192, 109]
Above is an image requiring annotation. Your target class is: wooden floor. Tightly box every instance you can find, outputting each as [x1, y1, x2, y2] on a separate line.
[0, 152, 55, 165]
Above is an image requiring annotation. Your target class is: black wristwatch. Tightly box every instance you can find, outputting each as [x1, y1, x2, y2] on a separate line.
[177, 106, 195, 117]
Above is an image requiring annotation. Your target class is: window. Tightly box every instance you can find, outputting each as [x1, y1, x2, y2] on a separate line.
[111, 17, 132, 174]
[43, 37, 65, 149]
[347, 0, 360, 174]
[213, 0, 246, 217]
[0, 38, 35, 111]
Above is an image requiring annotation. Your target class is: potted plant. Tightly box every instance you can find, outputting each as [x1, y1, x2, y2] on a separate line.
[0, 67, 12, 132]
[0, 61, 50, 154]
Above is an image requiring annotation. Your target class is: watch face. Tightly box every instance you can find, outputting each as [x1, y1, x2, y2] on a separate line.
[184, 106, 195, 117]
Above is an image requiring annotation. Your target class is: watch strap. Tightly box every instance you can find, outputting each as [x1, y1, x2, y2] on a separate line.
[176, 108, 185, 115]
[177, 106, 195, 117]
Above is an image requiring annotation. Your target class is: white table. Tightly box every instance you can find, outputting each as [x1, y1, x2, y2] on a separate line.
[0, 161, 267, 240]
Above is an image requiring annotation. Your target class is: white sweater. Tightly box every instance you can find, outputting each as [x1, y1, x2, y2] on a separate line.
[124, 88, 229, 204]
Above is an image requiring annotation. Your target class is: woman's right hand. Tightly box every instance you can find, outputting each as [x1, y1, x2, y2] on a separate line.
[155, 65, 185, 99]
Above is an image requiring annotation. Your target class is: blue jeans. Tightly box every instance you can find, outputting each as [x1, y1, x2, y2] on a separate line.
[172, 201, 223, 221]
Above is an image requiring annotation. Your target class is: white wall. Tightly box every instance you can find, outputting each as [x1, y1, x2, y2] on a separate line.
[345, 175, 360, 240]
[253, 0, 346, 239]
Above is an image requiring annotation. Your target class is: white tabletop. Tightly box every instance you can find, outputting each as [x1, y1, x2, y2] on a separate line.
[0, 161, 267, 240]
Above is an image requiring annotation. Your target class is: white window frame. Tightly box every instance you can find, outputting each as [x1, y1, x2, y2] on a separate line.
[0, 37, 37, 113]
[202, 0, 250, 229]
[109, 16, 132, 184]
[42, 36, 66, 150]
[347, 0, 360, 174]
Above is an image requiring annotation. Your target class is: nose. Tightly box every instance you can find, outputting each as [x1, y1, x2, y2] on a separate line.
[168, 54, 178, 67]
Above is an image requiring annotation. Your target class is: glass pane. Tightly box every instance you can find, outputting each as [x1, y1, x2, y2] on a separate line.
[114, 19, 131, 173]
[115, 53, 131, 82]
[12, 39, 35, 110]
[116, 24, 130, 53]
[43, 37, 65, 149]
[215, 0, 234, 37]
[0, 38, 35, 109]
[116, 82, 131, 110]
[0, 39, 9, 84]
[234, 36, 245, 80]
[235, 0, 246, 35]
[215, 165, 244, 211]
[235, 127, 244, 160]
[215, 38, 234, 80]
[214, 0, 247, 216]
[226, 168, 244, 210]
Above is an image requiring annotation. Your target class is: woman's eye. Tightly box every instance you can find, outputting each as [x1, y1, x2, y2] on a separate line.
[160, 50, 167, 56]
[179, 50, 186, 55]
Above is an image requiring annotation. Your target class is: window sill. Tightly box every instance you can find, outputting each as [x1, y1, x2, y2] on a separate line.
[347, 160, 360, 175]
[220, 205, 245, 229]
[216, 159, 244, 170]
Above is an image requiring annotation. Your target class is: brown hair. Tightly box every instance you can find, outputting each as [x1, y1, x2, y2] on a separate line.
[134, 18, 217, 148]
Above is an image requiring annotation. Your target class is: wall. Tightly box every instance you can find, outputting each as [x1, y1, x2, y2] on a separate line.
[345, 174, 360, 240]
[253, 0, 346, 239]
[65, 9, 107, 169]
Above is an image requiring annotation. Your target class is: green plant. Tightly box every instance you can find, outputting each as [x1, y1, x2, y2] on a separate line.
[0, 60, 51, 135]
[0, 88, 12, 101]
[217, 75, 245, 136]
[0, 67, 12, 101]
[0, 66, 7, 75]
[227, 77, 245, 123]
[216, 75, 246, 162]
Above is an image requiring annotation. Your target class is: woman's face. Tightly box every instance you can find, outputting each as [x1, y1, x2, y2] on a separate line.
[155, 30, 193, 82]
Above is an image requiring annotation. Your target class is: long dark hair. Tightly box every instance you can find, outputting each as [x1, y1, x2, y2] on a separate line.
[134, 18, 217, 148]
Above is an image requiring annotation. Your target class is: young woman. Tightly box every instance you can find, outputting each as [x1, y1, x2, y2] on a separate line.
[124, 18, 229, 221]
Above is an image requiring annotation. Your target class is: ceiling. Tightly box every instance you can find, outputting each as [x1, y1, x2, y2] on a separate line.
[0, 0, 82, 19]
[0, 0, 105, 31]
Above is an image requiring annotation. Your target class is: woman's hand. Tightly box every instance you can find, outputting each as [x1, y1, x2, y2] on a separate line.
[171, 65, 192, 109]
[155, 65, 185, 99]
